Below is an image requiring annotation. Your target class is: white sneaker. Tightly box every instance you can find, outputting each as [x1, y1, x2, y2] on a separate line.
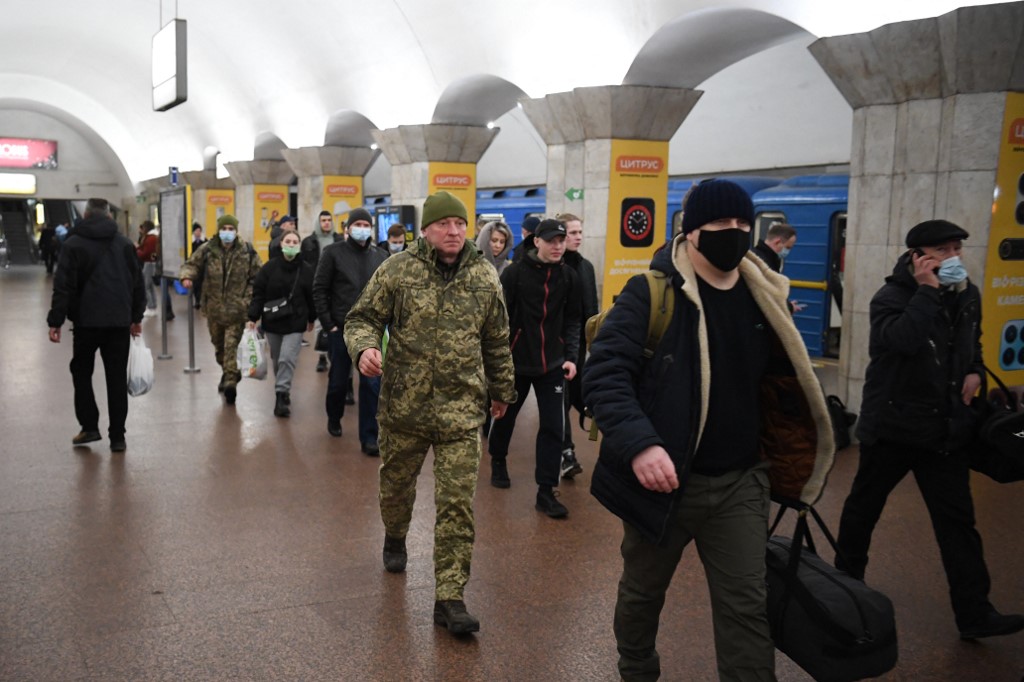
[143, 309, 157, 317]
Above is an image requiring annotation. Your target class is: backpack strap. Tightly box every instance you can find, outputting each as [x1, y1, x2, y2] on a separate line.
[641, 270, 674, 359]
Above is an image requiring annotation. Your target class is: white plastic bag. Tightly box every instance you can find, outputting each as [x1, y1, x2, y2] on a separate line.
[127, 335, 154, 397]
[237, 328, 268, 380]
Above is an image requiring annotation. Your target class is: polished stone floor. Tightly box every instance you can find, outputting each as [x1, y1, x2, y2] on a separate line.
[1, 264, 1022, 681]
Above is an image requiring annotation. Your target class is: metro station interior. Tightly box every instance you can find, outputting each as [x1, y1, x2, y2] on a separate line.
[1, 1, 1022, 679]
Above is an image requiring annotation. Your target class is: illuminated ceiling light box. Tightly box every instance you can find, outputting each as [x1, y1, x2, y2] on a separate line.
[0, 173, 37, 194]
[152, 19, 187, 112]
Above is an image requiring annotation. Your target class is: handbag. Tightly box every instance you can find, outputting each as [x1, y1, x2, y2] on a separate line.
[262, 269, 300, 324]
[969, 365, 1024, 483]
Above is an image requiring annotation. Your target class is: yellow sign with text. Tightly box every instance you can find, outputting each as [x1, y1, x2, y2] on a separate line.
[253, 185, 289, 263]
[602, 140, 670, 309]
[322, 176, 363, 234]
[202, 189, 235, 245]
[428, 162, 476, 237]
[982, 91, 1024, 394]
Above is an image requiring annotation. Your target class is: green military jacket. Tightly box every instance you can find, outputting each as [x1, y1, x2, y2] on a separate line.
[179, 236, 263, 324]
[345, 238, 517, 438]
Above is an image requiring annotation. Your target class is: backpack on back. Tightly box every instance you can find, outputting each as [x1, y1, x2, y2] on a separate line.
[583, 270, 675, 440]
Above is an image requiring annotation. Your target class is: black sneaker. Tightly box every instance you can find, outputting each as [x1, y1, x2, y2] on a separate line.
[224, 386, 237, 405]
[72, 431, 102, 446]
[490, 457, 510, 488]
[327, 420, 342, 437]
[959, 611, 1024, 639]
[536, 488, 568, 518]
[316, 355, 328, 373]
[274, 393, 290, 418]
[110, 439, 127, 452]
[383, 535, 407, 573]
[560, 449, 583, 480]
[362, 440, 380, 457]
[433, 600, 480, 635]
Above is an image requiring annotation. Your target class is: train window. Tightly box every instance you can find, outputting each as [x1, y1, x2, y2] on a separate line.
[524, 188, 540, 197]
[755, 212, 786, 243]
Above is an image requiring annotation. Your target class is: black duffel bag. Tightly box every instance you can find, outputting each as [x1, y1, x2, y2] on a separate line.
[969, 366, 1024, 484]
[766, 501, 898, 682]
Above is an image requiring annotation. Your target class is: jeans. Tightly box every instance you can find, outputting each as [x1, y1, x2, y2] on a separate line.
[326, 327, 380, 444]
[71, 326, 131, 439]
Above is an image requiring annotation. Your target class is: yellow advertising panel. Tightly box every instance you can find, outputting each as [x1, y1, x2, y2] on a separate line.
[203, 189, 235, 244]
[602, 140, 670, 309]
[982, 92, 1024, 395]
[322, 175, 363, 233]
[253, 184, 289, 263]
[428, 162, 476, 237]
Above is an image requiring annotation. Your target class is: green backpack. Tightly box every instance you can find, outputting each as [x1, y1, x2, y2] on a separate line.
[583, 270, 676, 440]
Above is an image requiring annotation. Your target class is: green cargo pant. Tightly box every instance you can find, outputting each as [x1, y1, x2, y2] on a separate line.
[616, 463, 776, 682]
[379, 426, 481, 601]
[208, 319, 245, 387]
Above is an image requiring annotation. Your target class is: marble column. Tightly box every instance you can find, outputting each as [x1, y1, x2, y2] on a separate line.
[281, 146, 379, 232]
[222, 160, 293, 245]
[181, 170, 235, 234]
[809, 1, 1024, 411]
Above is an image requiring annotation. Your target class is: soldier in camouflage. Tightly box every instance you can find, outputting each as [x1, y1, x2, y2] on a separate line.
[345, 191, 517, 636]
[180, 214, 263, 405]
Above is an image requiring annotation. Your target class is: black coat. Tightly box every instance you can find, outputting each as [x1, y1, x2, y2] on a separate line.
[248, 256, 316, 334]
[500, 251, 582, 376]
[856, 251, 983, 453]
[752, 240, 782, 273]
[301, 230, 342, 268]
[313, 237, 387, 331]
[47, 215, 145, 328]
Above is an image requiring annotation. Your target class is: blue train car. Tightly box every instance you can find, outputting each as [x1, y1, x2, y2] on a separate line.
[751, 174, 849, 358]
[475, 187, 546, 247]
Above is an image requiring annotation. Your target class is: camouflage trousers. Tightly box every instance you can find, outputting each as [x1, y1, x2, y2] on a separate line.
[379, 426, 481, 601]
[207, 319, 245, 387]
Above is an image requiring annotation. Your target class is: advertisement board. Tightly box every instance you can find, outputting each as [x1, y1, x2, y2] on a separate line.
[0, 137, 58, 169]
[252, 185, 289, 262]
[322, 176, 363, 233]
[203, 189, 234, 242]
[428, 162, 476, 236]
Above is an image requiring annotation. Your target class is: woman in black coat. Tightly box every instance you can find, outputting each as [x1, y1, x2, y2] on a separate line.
[247, 231, 316, 417]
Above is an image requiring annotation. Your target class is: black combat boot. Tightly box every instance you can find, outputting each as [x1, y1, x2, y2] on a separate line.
[274, 392, 290, 417]
[383, 535, 407, 573]
[433, 600, 480, 634]
[490, 457, 510, 488]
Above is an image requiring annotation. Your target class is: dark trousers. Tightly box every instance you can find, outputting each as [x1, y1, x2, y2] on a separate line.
[71, 326, 131, 439]
[488, 369, 565, 487]
[836, 440, 992, 628]
[326, 327, 379, 444]
[563, 370, 584, 451]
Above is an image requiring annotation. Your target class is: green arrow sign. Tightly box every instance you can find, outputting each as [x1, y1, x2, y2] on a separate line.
[565, 188, 585, 201]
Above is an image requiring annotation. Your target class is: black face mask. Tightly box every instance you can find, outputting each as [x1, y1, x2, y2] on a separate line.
[696, 228, 749, 272]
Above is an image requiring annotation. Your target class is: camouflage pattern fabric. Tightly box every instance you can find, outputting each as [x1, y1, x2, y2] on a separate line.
[379, 426, 481, 601]
[180, 237, 262, 324]
[208, 319, 245, 387]
[344, 237, 517, 439]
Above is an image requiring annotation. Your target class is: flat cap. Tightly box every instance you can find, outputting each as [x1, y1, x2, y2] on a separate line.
[905, 219, 969, 248]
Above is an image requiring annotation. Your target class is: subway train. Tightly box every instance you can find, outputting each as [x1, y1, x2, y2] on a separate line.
[369, 173, 850, 358]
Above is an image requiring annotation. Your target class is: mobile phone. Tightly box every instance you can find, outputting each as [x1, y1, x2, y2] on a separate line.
[912, 248, 925, 257]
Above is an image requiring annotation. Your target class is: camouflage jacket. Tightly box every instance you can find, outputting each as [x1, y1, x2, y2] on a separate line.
[345, 238, 517, 437]
[179, 236, 263, 323]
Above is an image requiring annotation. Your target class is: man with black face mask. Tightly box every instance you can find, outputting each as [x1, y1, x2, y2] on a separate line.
[584, 178, 834, 682]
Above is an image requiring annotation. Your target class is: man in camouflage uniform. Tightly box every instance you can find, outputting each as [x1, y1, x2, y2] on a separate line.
[180, 214, 263, 405]
[345, 191, 517, 635]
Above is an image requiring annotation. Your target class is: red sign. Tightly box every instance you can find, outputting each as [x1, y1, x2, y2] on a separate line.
[257, 191, 284, 201]
[327, 184, 358, 196]
[616, 156, 664, 173]
[433, 174, 471, 187]
[0, 138, 58, 169]
[1009, 118, 1024, 145]
[208, 194, 231, 205]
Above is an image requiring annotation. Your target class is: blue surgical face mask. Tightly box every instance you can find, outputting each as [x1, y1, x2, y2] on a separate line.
[388, 241, 404, 254]
[937, 255, 967, 285]
[779, 246, 791, 259]
[219, 229, 236, 244]
[350, 226, 372, 243]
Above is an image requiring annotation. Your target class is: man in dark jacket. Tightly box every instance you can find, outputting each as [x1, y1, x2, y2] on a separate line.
[583, 180, 833, 682]
[47, 198, 145, 452]
[836, 219, 1024, 640]
[488, 218, 582, 518]
[556, 213, 599, 479]
[39, 222, 58, 274]
[302, 210, 342, 373]
[313, 207, 387, 450]
[751, 222, 796, 273]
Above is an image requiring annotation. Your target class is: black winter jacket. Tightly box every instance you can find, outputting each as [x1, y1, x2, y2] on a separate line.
[752, 240, 782, 273]
[248, 256, 316, 334]
[583, 241, 834, 544]
[855, 252, 982, 453]
[300, 231, 341, 267]
[47, 215, 145, 328]
[500, 251, 582, 376]
[313, 237, 387, 331]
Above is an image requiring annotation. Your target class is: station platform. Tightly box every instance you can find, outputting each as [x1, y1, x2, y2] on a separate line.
[1, 264, 1021, 681]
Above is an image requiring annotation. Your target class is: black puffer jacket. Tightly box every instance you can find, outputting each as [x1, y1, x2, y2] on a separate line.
[313, 237, 387, 331]
[856, 251, 982, 453]
[248, 255, 316, 334]
[47, 215, 145, 328]
[500, 251, 581, 376]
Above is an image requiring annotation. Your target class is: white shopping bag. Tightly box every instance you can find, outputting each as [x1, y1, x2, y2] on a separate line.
[237, 328, 268, 380]
[127, 335, 154, 397]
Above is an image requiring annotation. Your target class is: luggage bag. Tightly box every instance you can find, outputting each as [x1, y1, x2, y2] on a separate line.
[765, 502, 898, 682]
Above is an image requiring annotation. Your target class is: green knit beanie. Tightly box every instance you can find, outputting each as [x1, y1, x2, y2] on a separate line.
[421, 191, 467, 229]
[217, 214, 239, 229]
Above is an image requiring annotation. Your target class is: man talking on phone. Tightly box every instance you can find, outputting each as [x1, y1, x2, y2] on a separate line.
[488, 218, 582, 518]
